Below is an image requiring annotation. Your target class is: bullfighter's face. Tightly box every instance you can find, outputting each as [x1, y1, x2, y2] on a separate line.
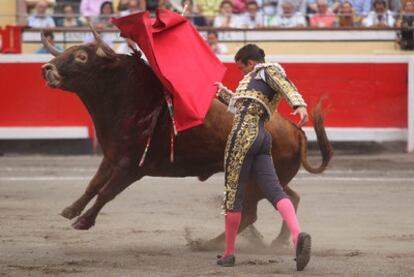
[41, 30, 119, 92]
[236, 60, 257, 75]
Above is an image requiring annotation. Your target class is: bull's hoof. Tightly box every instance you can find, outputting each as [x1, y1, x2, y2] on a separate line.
[184, 228, 222, 251]
[72, 217, 95, 230]
[202, 239, 223, 251]
[270, 236, 291, 249]
[60, 206, 81, 220]
[187, 239, 222, 251]
[241, 225, 266, 247]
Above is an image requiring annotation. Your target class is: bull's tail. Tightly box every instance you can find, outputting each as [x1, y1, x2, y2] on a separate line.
[300, 98, 333, 174]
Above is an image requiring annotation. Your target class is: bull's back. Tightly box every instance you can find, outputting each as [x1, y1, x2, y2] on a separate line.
[175, 99, 233, 163]
[176, 101, 302, 183]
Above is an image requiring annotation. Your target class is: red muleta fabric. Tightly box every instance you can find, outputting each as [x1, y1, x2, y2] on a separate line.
[112, 9, 227, 131]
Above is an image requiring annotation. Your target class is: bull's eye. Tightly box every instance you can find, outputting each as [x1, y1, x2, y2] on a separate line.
[75, 51, 88, 63]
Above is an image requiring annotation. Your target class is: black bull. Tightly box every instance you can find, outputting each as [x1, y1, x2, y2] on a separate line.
[40, 29, 333, 248]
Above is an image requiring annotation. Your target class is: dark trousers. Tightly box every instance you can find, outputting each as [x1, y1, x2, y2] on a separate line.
[224, 112, 288, 212]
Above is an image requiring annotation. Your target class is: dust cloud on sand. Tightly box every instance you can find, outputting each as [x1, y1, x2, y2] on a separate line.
[1, 154, 414, 276]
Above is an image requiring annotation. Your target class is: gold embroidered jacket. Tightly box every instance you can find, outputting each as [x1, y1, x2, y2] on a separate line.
[217, 63, 307, 119]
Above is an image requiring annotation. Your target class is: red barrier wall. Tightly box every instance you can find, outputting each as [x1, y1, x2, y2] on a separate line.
[223, 63, 408, 128]
[0, 63, 95, 137]
[0, 59, 408, 139]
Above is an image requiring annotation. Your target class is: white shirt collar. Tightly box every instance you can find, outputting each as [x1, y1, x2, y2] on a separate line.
[253, 62, 286, 76]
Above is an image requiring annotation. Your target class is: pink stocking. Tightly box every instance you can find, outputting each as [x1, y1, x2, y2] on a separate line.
[223, 211, 241, 256]
[276, 198, 301, 248]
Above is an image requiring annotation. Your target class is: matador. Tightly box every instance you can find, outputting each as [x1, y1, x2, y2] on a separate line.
[215, 44, 311, 271]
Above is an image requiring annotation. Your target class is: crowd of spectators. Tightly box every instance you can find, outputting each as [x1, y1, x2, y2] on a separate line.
[24, 0, 414, 53]
[25, 0, 413, 29]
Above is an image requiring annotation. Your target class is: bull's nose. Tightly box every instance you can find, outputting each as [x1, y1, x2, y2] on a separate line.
[41, 63, 61, 86]
[42, 63, 54, 71]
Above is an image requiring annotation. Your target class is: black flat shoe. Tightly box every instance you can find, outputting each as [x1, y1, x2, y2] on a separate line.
[217, 255, 235, 267]
[296, 232, 311, 271]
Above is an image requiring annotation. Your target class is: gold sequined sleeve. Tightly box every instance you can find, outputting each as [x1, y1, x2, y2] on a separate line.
[264, 66, 307, 108]
[216, 85, 234, 105]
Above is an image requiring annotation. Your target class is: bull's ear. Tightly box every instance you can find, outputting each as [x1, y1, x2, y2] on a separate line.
[96, 45, 121, 68]
[96, 43, 116, 59]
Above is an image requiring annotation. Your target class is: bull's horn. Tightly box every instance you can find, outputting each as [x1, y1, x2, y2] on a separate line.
[41, 31, 62, 57]
[88, 22, 105, 45]
[88, 22, 114, 58]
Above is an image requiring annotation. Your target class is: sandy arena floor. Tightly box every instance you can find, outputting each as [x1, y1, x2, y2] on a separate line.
[0, 153, 414, 276]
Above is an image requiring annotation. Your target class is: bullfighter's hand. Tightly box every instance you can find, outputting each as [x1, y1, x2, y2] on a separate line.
[214, 82, 224, 90]
[291, 106, 309, 127]
[214, 82, 225, 95]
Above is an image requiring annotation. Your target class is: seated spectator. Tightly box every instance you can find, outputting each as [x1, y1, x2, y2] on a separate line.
[336, 0, 371, 16]
[268, 0, 307, 27]
[206, 30, 229, 54]
[117, 0, 130, 11]
[277, 0, 307, 17]
[213, 1, 242, 28]
[310, 0, 336, 27]
[334, 1, 361, 27]
[240, 1, 265, 28]
[362, 0, 395, 27]
[385, 0, 400, 14]
[143, 0, 160, 13]
[120, 0, 143, 16]
[396, 0, 414, 49]
[93, 1, 115, 27]
[262, 0, 278, 16]
[197, 0, 222, 25]
[182, 0, 207, 27]
[396, 0, 414, 28]
[233, 0, 249, 14]
[55, 4, 83, 27]
[158, 0, 175, 11]
[36, 32, 64, 54]
[308, 0, 339, 13]
[80, 0, 112, 22]
[27, 0, 56, 28]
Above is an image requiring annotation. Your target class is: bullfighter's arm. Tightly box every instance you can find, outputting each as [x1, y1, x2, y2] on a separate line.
[215, 83, 234, 105]
[264, 66, 307, 108]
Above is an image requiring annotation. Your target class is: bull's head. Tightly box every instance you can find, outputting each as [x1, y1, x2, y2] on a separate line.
[41, 25, 120, 92]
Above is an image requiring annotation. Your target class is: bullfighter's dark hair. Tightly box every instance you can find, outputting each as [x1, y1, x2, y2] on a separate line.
[234, 44, 265, 65]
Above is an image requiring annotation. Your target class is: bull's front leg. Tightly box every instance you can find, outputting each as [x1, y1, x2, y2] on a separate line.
[72, 157, 141, 230]
[271, 185, 300, 248]
[61, 158, 113, 220]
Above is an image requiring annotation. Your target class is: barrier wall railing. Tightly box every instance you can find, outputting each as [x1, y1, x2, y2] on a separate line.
[19, 26, 402, 45]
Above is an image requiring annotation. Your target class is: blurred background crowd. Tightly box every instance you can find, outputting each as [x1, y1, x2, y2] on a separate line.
[24, 0, 413, 29]
[2, 0, 411, 54]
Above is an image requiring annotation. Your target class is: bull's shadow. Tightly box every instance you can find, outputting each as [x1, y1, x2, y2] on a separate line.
[40, 26, 332, 249]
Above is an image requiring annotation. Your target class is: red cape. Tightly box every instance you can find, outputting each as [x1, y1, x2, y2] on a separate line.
[112, 9, 227, 131]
